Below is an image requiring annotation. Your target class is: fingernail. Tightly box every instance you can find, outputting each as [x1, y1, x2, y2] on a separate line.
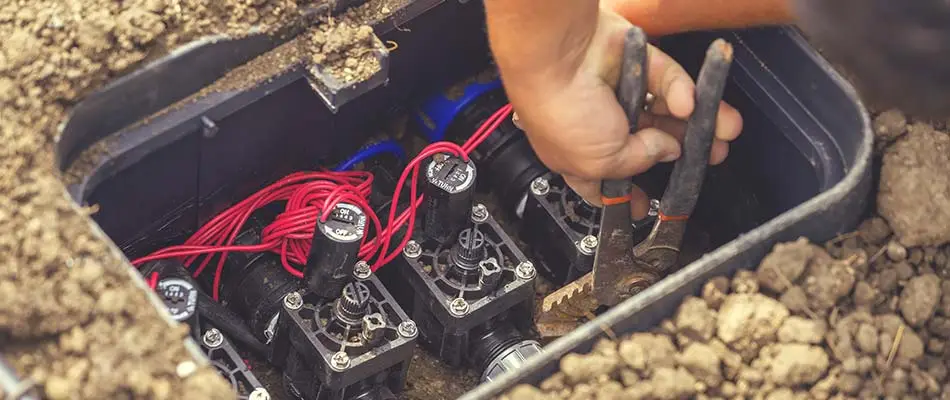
[644, 132, 680, 162]
[511, 112, 523, 130]
[668, 78, 694, 117]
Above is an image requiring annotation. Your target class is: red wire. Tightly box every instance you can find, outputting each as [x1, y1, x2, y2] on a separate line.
[133, 104, 514, 300]
[148, 272, 159, 290]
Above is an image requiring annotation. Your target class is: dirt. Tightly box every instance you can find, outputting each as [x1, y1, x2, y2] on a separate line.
[878, 118, 950, 247]
[503, 159, 950, 400]
[304, 17, 382, 85]
[402, 345, 480, 400]
[0, 0, 404, 399]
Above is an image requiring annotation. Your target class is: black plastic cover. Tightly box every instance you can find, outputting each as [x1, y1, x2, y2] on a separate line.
[460, 26, 873, 399]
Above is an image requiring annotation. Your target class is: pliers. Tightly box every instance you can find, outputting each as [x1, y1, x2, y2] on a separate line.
[536, 27, 734, 337]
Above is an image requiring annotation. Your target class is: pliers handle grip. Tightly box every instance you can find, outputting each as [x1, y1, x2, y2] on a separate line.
[594, 30, 734, 306]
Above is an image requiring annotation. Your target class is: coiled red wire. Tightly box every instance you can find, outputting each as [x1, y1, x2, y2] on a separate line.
[132, 104, 513, 300]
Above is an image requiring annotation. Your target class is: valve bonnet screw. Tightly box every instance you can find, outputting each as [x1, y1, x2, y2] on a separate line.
[202, 328, 223, 348]
[648, 199, 660, 217]
[249, 388, 271, 400]
[530, 177, 550, 196]
[284, 292, 303, 310]
[404, 240, 422, 258]
[330, 352, 350, 370]
[353, 261, 372, 280]
[472, 203, 489, 223]
[398, 320, 418, 338]
[577, 235, 598, 255]
[516, 261, 537, 280]
[449, 298, 470, 316]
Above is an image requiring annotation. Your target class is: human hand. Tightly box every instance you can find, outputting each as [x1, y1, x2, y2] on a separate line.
[501, 7, 743, 218]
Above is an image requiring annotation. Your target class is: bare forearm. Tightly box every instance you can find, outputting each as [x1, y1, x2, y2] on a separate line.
[606, 0, 794, 36]
[484, 0, 599, 86]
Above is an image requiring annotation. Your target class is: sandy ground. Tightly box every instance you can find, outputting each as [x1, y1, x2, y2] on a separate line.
[0, 1, 404, 398]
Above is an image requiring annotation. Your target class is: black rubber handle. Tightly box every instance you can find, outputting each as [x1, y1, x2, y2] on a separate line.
[659, 39, 734, 218]
[602, 27, 649, 200]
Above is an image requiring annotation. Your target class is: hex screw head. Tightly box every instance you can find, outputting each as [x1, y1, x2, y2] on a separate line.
[530, 177, 550, 196]
[284, 292, 303, 310]
[353, 261, 372, 280]
[472, 203, 489, 223]
[577, 235, 599, 255]
[329, 352, 350, 371]
[202, 328, 223, 348]
[648, 199, 660, 217]
[403, 240, 422, 259]
[398, 320, 418, 338]
[248, 388, 271, 400]
[449, 297, 470, 316]
[516, 261, 537, 280]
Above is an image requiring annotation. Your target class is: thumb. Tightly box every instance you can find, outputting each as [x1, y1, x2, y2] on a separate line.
[563, 174, 601, 207]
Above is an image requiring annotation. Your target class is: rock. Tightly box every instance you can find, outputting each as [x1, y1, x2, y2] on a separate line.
[878, 128, 950, 247]
[649, 367, 697, 400]
[874, 109, 907, 141]
[898, 330, 925, 363]
[803, 258, 856, 312]
[910, 248, 925, 265]
[886, 240, 908, 262]
[855, 323, 879, 354]
[731, 270, 759, 294]
[619, 369, 640, 387]
[676, 343, 722, 387]
[757, 238, 827, 293]
[894, 262, 915, 281]
[777, 316, 826, 344]
[503, 385, 546, 400]
[927, 359, 948, 381]
[559, 352, 618, 383]
[779, 286, 809, 314]
[899, 274, 942, 326]
[595, 381, 624, 399]
[623, 382, 654, 400]
[853, 281, 877, 308]
[758, 343, 830, 386]
[702, 277, 730, 309]
[764, 388, 796, 400]
[717, 294, 790, 359]
[884, 369, 910, 397]
[539, 373, 566, 391]
[674, 297, 717, 341]
[859, 217, 893, 245]
[617, 333, 676, 371]
[938, 281, 950, 316]
[910, 368, 941, 395]
[929, 316, 950, 338]
[839, 373, 863, 395]
[44, 375, 71, 400]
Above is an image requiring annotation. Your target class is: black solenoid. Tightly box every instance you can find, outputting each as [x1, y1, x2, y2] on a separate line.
[422, 154, 477, 244]
[306, 202, 367, 299]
